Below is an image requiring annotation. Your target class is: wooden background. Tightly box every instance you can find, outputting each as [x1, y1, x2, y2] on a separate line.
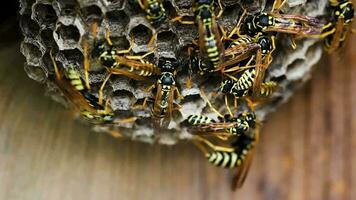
[0, 36, 355, 199]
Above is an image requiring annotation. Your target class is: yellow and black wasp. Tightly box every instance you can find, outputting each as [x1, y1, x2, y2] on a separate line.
[221, 32, 276, 95]
[92, 29, 161, 81]
[150, 58, 182, 127]
[136, 0, 167, 26]
[172, 0, 224, 72]
[320, 0, 354, 52]
[240, 0, 324, 38]
[49, 50, 118, 124]
[193, 126, 259, 190]
[188, 89, 257, 138]
[187, 111, 256, 137]
[220, 68, 278, 99]
[89, 28, 161, 104]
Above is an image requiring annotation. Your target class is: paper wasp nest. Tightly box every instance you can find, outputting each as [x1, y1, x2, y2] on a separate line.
[19, 0, 327, 144]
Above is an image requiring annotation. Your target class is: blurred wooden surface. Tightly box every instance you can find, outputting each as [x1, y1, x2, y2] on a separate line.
[0, 38, 355, 200]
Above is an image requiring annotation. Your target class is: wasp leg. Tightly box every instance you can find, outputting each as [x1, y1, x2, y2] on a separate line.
[245, 97, 257, 112]
[104, 27, 113, 46]
[103, 97, 114, 115]
[219, 24, 229, 41]
[216, 0, 224, 18]
[98, 73, 112, 105]
[194, 136, 235, 152]
[272, 0, 287, 13]
[83, 39, 91, 90]
[145, 84, 156, 93]
[225, 95, 233, 117]
[126, 50, 154, 61]
[229, 8, 247, 38]
[49, 49, 62, 80]
[91, 22, 98, 41]
[223, 73, 239, 81]
[222, 65, 254, 74]
[290, 36, 297, 49]
[114, 117, 138, 124]
[234, 97, 238, 113]
[192, 139, 210, 156]
[136, 0, 145, 9]
[131, 97, 152, 110]
[186, 47, 195, 89]
[148, 32, 157, 47]
[171, 16, 195, 25]
[175, 87, 184, 100]
[200, 89, 224, 118]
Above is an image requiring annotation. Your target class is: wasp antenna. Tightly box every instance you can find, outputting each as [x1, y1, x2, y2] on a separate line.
[99, 73, 112, 105]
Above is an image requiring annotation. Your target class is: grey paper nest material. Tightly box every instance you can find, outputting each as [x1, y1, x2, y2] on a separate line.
[19, 0, 327, 144]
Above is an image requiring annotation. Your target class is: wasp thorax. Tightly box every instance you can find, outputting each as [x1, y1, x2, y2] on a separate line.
[220, 79, 234, 93]
[337, 2, 355, 23]
[258, 36, 273, 55]
[159, 72, 175, 85]
[150, 3, 162, 15]
[256, 13, 271, 28]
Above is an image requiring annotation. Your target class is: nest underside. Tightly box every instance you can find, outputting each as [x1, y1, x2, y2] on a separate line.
[20, 0, 327, 144]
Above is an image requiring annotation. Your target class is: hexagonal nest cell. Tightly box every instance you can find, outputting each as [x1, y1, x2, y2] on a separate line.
[19, 0, 329, 145]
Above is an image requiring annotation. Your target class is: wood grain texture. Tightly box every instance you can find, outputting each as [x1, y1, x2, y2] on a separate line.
[0, 38, 355, 200]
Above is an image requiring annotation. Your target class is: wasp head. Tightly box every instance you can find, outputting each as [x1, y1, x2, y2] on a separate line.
[334, 1, 354, 23]
[158, 58, 178, 72]
[220, 79, 234, 93]
[257, 35, 273, 55]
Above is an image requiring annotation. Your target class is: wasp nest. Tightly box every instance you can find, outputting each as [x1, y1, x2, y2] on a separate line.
[19, 0, 327, 144]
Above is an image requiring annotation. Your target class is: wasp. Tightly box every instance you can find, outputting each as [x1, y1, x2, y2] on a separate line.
[240, 0, 323, 38]
[93, 29, 161, 80]
[189, 89, 257, 139]
[320, 0, 354, 52]
[90, 28, 161, 104]
[172, 0, 224, 72]
[150, 58, 182, 127]
[49, 50, 119, 124]
[220, 33, 276, 96]
[193, 126, 259, 190]
[187, 111, 256, 137]
[220, 68, 278, 99]
[136, 0, 167, 26]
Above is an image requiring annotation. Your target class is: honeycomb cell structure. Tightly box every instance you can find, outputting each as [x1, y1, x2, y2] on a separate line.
[19, 0, 327, 144]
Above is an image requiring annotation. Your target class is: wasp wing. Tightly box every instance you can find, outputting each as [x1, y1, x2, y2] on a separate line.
[231, 127, 260, 190]
[252, 48, 266, 96]
[54, 75, 97, 114]
[327, 17, 346, 53]
[188, 122, 239, 136]
[219, 43, 260, 72]
[108, 68, 149, 81]
[115, 56, 161, 75]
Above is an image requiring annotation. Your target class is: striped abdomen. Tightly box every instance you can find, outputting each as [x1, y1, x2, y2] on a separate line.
[203, 19, 220, 68]
[187, 115, 215, 125]
[226, 119, 250, 135]
[206, 151, 246, 169]
[235, 68, 255, 91]
[260, 81, 277, 97]
[65, 67, 85, 91]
